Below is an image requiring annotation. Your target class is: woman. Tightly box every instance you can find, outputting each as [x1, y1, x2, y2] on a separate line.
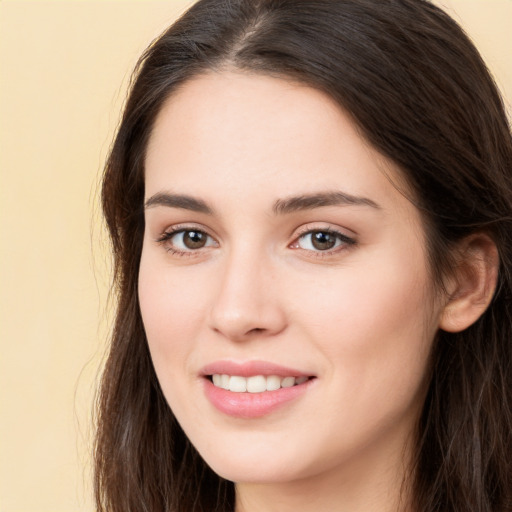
[95, 0, 512, 510]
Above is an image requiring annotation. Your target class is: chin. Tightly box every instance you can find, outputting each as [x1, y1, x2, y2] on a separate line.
[191, 433, 322, 485]
[206, 457, 306, 484]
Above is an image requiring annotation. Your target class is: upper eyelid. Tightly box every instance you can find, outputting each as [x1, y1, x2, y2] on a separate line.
[157, 223, 351, 236]
[291, 223, 356, 239]
[154, 226, 216, 251]
[154, 222, 356, 247]
[294, 229, 356, 245]
[156, 227, 218, 254]
[157, 223, 216, 238]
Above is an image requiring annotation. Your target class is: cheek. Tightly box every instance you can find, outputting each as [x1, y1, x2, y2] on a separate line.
[138, 251, 209, 371]
[296, 256, 431, 343]
[291, 246, 436, 403]
[283, 263, 435, 468]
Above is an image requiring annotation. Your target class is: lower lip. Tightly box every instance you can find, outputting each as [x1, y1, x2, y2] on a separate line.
[203, 378, 313, 418]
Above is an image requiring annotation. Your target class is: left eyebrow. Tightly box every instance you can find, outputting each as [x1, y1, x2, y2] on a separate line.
[272, 191, 381, 215]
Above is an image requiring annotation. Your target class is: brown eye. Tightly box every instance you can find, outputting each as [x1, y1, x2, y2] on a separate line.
[296, 230, 355, 252]
[161, 229, 217, 252]
[310, 231, 337, 250]
[182, 230, 207, 249]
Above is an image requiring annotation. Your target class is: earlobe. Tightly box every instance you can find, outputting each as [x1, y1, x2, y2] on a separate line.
[439, 234, 499, 333]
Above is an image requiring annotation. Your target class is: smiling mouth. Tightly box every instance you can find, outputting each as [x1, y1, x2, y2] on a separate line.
[208, 374, 314, 393]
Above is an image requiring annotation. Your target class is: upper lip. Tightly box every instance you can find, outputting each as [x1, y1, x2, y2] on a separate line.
[200, 360, 314, 378]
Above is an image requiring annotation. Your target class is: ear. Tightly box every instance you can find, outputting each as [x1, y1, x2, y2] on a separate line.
[439, 233, 499, 333]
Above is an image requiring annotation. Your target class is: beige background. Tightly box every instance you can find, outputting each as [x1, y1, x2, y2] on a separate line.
[0, 1, 510, 510]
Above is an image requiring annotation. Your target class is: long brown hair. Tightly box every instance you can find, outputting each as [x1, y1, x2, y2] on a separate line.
[95, 1, 512, 510]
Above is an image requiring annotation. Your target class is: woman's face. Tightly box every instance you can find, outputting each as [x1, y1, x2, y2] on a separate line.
[139, 72, 444, 486]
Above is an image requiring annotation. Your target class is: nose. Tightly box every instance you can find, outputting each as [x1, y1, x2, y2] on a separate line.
[208, 248, 287, 342]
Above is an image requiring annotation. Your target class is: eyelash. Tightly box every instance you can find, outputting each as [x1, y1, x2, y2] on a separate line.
[155, 226, 217, 257]
[155, 225, 357, 258]
[291, 226, 357, 257]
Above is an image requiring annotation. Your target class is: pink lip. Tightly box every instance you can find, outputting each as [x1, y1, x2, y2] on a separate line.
[200, 360, 312, 378]
[200, 360, 315, 419]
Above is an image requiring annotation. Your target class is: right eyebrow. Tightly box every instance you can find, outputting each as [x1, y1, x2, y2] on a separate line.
[144, 192, 213, 214]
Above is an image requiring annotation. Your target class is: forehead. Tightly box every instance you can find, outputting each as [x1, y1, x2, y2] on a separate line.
[144, 71, 412, 214]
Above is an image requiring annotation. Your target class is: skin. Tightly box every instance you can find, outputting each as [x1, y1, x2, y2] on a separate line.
[139, 71, 449, 512]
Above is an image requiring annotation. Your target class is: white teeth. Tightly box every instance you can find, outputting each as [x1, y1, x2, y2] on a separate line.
[247, 375, 266, 393]
[266, 375, 281, 391]
[211, 374, 309, 393]
[281, 376, 295, 388]
[229, 376, 247, 392]
[220, 374, 230, 390]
